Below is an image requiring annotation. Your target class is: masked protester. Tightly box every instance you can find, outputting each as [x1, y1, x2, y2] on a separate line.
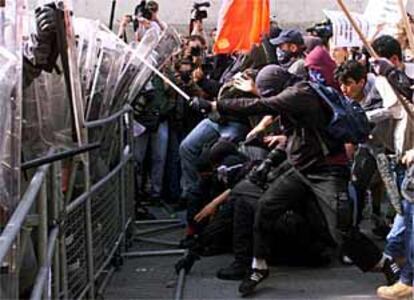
[269, 29, 307, 78]
[305, 45, 339, 90]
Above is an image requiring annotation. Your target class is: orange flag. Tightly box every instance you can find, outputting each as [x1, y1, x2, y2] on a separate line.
[213, 0, 270, 54]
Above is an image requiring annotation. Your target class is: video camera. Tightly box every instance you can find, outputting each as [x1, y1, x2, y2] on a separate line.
[306, 19, 333, 45]
[191, 1, 210, 21]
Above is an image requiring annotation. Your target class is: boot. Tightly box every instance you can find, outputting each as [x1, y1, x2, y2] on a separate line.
[377, 282, 413, 300]
[216, 260, 250, 281]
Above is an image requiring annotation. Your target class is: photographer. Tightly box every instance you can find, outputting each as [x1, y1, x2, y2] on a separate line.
[118, 1, 165, 42]
[189, 1, 210, 38]
[135, 0, 165, 41]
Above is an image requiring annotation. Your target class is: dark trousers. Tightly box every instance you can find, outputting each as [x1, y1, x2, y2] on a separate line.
[231, 179, 264, 265]
[253, 165, 382, 272]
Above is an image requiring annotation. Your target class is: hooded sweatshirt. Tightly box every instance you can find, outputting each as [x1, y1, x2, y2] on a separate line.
[305, 46, 339, 90]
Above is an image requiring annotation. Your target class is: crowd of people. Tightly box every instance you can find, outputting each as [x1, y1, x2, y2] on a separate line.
[118, 1, 414, 298]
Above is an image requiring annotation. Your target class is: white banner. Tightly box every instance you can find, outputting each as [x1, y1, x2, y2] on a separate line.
[364, 0, 407, 25]
[324, 10, 374, 48]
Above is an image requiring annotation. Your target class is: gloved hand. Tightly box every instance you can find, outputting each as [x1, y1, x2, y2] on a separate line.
[190, 97, 213, 115]
[370, 57, 395, 77]
[35, 3, 58, 34]
[31, 2, 59, 72]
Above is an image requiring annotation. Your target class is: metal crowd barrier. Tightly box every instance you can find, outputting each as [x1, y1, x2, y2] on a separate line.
[0, 108, 135, 300]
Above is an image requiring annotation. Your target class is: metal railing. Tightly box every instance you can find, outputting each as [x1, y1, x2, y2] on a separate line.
[0, 108, 135, 300]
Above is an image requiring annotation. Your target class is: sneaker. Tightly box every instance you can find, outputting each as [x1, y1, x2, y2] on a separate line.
[382, 258, 401, 285]
[377, 282, 413, 300]
[238, 268, 269, 297]
[216, 260, 250, 281]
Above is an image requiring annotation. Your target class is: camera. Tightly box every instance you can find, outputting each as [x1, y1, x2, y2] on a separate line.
[306, 19, 333, 45]
[191, 1, 210, 21]
[190, 45, 203, 57]
[248, 149, 286, 188]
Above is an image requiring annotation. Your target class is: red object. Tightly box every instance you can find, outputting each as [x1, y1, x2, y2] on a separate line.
[305, 46, 340, 90]
[213, 0, 270, 54]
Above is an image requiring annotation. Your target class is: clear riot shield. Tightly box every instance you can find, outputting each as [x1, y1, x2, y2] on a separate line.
[104, 28, 160, 117]
[0, 0, 25, 298]
[74, 17, 100, 102]
[0, 0, 24, 215]
[127, 26, 181, 103]
[22, 0, 86, 161]
[73, 18, 128, 122]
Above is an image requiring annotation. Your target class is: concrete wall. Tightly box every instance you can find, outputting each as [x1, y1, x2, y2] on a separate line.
[71, 0, 414, 29]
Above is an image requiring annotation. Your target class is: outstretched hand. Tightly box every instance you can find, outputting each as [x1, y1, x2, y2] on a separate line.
[194, 203, 217, 223]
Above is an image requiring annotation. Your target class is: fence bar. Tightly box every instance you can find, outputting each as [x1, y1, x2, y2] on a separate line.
[37, 182, 48, 297]
[134, 219, 182, 225]
[83, 155, 96, 299]
[94, 230, 125, 280]
[122, 249, 185, 258]
[133, 223, 185, 236]
[0, 163, 51, 264]
[30, 226, 59, 300]
[50, 162, 62, 299]
[75, 283, 91, 300]
[135, 237, 180, 247]
[85, 106, 131, 129]
[119, 116, 127, 251]
[96, 267, 115, 297]
[21, 143, 100, 170]
[66, 152, 132, 214]
[174, 266, 186, 300]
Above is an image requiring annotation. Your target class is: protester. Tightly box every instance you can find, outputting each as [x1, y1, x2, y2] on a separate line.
[269, 29, 307, 77]
[370, 36, 414, 300]
[190, 64, 399, 296]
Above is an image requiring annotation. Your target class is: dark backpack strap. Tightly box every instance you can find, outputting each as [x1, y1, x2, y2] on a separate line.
[307, 82, 332, 157]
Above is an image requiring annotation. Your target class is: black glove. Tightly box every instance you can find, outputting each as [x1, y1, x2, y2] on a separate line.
[31, 3, 59, 72]
[189, 97, 212, 115]
[35, 3, 58, 34]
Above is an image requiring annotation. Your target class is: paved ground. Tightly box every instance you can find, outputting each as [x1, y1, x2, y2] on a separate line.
[105, 207, 384, 300]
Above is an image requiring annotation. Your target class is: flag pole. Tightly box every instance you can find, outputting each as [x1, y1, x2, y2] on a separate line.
[398, 0, 414, 51]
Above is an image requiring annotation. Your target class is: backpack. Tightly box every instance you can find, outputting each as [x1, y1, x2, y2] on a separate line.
[308, 82, 370, 152]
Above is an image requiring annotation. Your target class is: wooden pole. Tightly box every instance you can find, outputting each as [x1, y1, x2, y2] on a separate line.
[336, 0, 379, 58]
[336, 0, 414, 119]
[398, 0, 414, 51]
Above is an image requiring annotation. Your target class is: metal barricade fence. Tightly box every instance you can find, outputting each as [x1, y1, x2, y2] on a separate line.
[0, 108, 135, 300]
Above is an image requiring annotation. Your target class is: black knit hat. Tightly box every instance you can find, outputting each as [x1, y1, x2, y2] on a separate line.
[256, 65, 299, 97]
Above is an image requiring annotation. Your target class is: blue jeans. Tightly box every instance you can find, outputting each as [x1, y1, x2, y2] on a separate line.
[179, 118, 249, 230]
[385, 213, 406, 259]
[384, 163, 414, 285]
[400, 201, 414, 285]
[179, 118, 249, 200]
[134, 120, 169, 198]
